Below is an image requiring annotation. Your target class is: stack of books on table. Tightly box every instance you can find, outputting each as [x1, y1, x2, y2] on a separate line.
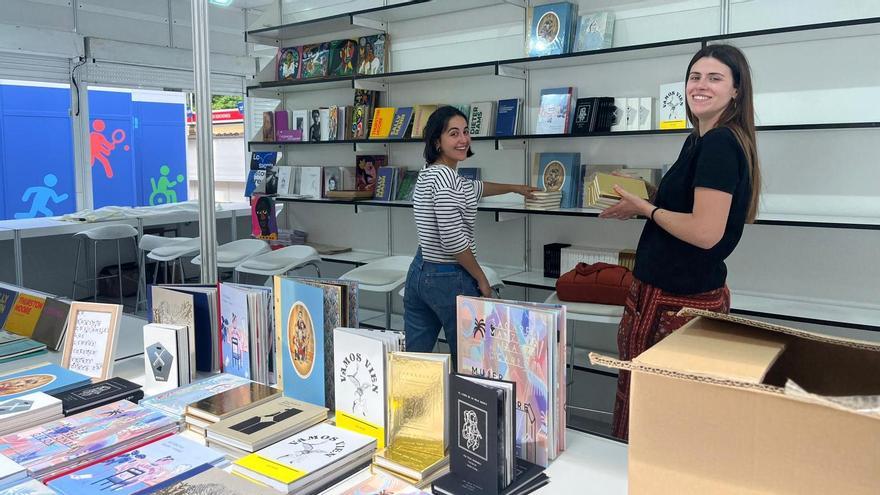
[49, 377, 143, 416]
[184, 381, 280, 437]
[0, 363, 90, 400]
[0, 401, 178, 481]
[138, 373, 251, 422]
[0, 392, 63, 436]
[231, 422, 375, 495]
[0, 330, 46, 364]
[46, 435, 227, 495]
[524, 191, 562, 210]
[584, 172, 649, 209]
[373, 352, 451, 488]
[152, 467, 280, 495]
[0, 453, 27, 490]
[206, 396, 328, 458]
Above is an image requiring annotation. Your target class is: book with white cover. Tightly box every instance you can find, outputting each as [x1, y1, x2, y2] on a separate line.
[638, 97, 653, 130]
[291, 109, 309, 141]
[0, 453, 26, 488]
[320, 108, 331, 141]
[232, 422, 376, 493]
[0, 393, 63, 436]
[659, 81, 687, 129]
[626, 97, 640, 131]
[611, 97, 627, 132]
[277, 166, 294, 195]
[467, 102, 495, 137]
[333, 328, 403, 449]
[298, 167, 322, 198]
[143, 323, 189, 395]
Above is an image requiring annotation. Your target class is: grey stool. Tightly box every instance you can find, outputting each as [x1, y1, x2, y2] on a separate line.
[71, 224, 140, 308]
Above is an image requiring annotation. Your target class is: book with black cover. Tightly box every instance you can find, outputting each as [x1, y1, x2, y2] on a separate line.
[448, 374, 514, 494]
[30, 297, 69, 351]
[571, 97, 598, 135]
[49, 377, 143, 416]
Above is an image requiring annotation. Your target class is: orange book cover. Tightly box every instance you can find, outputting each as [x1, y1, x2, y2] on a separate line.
[369, 107, 396, 139]
[3, 293, 46, 337]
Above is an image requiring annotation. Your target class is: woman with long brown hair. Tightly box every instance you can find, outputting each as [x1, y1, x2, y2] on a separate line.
[599, 44, 761, 440]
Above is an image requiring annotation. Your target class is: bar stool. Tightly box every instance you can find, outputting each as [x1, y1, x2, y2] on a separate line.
[191, 238, 270, 282]
[235, 245, 322, 283]
[144, 236, 200, 294]
[340, 255, 412, 330]
[71, 224, 140, 307]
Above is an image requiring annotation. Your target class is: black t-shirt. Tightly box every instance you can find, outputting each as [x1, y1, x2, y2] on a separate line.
[633, 127, 751, 294]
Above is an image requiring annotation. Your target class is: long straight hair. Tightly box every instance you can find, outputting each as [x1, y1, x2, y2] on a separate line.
[685, 44, 761, 223]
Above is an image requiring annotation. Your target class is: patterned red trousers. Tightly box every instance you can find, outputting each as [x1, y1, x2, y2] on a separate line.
[611, 279, 730, 441]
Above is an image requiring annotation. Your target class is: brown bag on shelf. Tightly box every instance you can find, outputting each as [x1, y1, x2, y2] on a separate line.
[555, 262, 633, 306]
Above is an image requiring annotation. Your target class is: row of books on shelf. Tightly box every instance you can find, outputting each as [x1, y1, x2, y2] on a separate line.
[543, 244, 638, 278]
[528, 4, 614, 57]
[530, 153, 658, 210]
[275, 34, 388, 82]
[0, 287, 71, 359]
[0, 277, 564, 494]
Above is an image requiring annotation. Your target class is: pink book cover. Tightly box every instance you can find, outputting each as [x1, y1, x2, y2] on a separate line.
[251, 194, 277, 240]
[456, 295, 559, 467]
[340, 472, 430, 494]
[274, 110, 290, 141]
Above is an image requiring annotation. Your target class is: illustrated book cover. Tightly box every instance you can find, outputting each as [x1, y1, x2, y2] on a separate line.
[206, 396, 328, 453]
[528, 2, 578, 57]
[277, 46, 301, 80]
[139, 373, 251, 420]
[0, 363, 90, 401]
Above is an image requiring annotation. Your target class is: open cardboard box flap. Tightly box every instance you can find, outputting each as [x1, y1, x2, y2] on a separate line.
[591, 308, 880, 408]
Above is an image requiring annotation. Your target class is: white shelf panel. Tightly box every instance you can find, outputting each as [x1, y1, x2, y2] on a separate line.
[320, 249, 385, 265]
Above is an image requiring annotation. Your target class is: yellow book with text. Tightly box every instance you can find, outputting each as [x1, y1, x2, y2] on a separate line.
[3, 294, 45, 337]
[369, 107, 396, 139]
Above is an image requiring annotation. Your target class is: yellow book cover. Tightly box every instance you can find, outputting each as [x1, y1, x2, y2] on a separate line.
[387, 352, 448, 457]
[593, 172, 649, 200]
[336, 410, 386, 448]
[236, 453, 306, 484]
[369, 107, 395, 139]
[3, 294, 45, 337]
[410, 105, 438, 139]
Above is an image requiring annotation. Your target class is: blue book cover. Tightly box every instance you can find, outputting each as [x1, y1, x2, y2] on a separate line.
[0, 288, 17, 329]
[537, 153, 581, 209]
[0, 478, 57, 494]
[244, 170, 266, 198]
[388, 107, 413, 139]
[373, 167, 396, 201]
[535, 88, 575, 134]
[574, 12, 615, 52]
[0, 364, 89, 401]
[250, 151, 277, 170]
[528, 2, 578, 57]
[219, 283, 251, 380]
[458, 168, 481, 181]
[277, 278, 325, 406]
[48, 435, 222, 495]
[495, 98, 521, 136]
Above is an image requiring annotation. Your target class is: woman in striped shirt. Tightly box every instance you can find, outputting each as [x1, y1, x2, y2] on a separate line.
[403, 106, 536, 368]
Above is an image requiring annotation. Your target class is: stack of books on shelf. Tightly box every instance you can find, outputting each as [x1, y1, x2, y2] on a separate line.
[373, 352, 451, 487]
[433, 374, 548, 495]
[139, 373, 251, 422]
[206, 396, 328, 459]
[584, 172, 649, 209]
[524, 191, 562, 210]
[559, 246, 637, 273]
[219, 283, 275, 384]
[231, 422, 376, 495]
[49, 377, 143, 416]
[333, 327, 405, 448]
[0, 392, 62, 436]
[46, 435, 226, 495]
[184, 381, 280, 437]
[535, 152, 580, 209]
[456, 296, 567, 468]
[0, 401, 178, 481]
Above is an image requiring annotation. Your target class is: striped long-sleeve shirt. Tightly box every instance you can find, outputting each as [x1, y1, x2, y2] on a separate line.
[412, 164, 484, 263]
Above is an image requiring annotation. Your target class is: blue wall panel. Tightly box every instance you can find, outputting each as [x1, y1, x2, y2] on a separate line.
[89, 90, 136, 208]
[0, 85, 76, 220]
[133, 101, 188, 206]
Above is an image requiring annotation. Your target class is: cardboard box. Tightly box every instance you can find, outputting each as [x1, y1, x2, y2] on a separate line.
[592, 308, 880, 494]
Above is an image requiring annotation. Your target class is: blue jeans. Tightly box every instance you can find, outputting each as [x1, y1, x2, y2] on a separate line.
[403, 248, 480, 370]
